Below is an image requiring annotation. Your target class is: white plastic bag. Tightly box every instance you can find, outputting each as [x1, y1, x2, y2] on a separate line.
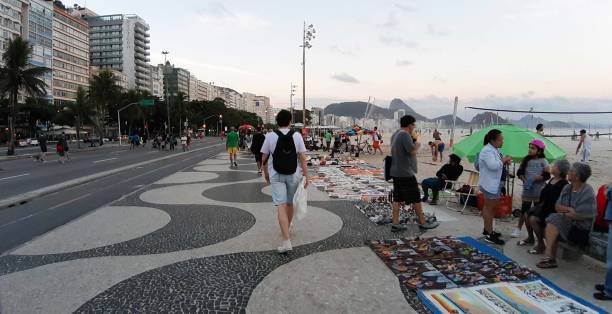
[293, 177, 308, 221]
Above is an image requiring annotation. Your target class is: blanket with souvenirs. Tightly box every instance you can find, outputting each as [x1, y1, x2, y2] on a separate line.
[368, 237, 538, 291]
[310, 163, 388, 201]
[354, 197, 438, 228]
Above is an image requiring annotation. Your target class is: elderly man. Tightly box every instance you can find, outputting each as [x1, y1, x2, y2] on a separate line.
[537, 163, 596, 269]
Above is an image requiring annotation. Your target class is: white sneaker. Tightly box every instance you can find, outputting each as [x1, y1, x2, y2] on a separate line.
[277, 240, 292, 253]
[511, 228, 521, 238]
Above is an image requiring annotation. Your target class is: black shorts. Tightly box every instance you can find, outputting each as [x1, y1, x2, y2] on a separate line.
[392, 176, 421, 204]
[254, 153, 262, 162]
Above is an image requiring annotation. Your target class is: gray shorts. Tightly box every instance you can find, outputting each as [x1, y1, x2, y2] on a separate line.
[479, 185, 501, 200]
[270, 173, 302, 206]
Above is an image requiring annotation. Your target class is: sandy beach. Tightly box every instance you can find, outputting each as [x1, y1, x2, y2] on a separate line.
[357, 130, 612, 208]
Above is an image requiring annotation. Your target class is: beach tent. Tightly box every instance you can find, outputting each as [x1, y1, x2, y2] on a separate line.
[452, 124, 567, 163]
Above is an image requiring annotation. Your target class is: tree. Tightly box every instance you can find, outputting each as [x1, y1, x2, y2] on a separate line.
[89, 70, 120, 145]
[0, 37, 50, 155]
[64, 87, 92, 149]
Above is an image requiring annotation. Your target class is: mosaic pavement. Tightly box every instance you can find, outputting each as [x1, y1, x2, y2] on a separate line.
[0, 152, 423, 313]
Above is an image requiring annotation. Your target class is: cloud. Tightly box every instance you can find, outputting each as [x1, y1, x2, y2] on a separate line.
[521, 90, 536, 98]
[331, 73, 360, 84]
[377, 13, 399, 29]
[396, 59, 413, 66]
[394, 3, 416, 12]
[380, 35, 418, 48]
[427, 24, 450, 37]
[329, 44, 360, 57]
[196, 2, 270, 30]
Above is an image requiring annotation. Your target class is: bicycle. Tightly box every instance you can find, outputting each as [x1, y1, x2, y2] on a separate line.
[357, 139, 374, 155]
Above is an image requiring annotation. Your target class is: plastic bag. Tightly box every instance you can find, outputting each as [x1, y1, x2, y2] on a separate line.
[293, 177, 308, 221]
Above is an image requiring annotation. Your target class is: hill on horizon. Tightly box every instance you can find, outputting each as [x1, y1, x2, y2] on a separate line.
[324, 98, 429, 121]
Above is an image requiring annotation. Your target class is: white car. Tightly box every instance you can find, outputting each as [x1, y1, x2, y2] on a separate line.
[18, 140, 28, 147]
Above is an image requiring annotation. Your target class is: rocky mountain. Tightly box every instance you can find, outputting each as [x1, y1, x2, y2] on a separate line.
[431, 114, 469, 127]
[470, 112, 508, 126]
[324, 98, 429, 121]
[509, 115, 573, 129]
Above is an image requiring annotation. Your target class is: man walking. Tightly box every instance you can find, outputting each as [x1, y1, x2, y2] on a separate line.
[576, 129, 592, 163]
[251, 127, 266, 174]
[324, 130, 332, 151]
[390, 115, 439, 232]
[261, 110, 309, 253]
[37, 133, 47, 162]
[226, 126, 239, 168]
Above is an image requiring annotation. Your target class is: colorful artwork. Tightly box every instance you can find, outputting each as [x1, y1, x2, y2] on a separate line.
[422, 281, 599, 314]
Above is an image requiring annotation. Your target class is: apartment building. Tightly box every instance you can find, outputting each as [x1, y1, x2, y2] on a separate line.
[84, 13, 150, 91]
[0, 0, 29, 59]
[163, 63, 189, 99]
[52, 3, 89, 106]
[28, 0, 53, 102]
[90, 65, 128, 91]
[148, 63, 163, 99]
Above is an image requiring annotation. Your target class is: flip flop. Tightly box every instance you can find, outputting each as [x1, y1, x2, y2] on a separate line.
[536, 257, 558, 269]
[517, 239, 535, 246]
[527, 248, 545, 255]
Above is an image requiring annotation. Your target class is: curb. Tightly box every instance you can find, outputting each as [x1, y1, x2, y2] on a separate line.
[0, 143, 223, 209]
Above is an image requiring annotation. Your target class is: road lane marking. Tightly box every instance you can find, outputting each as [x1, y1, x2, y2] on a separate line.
[93, 158, 118, 163]
[0, 193, 93, 231]
[0, 173, 30, 181]
[47, 193, 92, 210]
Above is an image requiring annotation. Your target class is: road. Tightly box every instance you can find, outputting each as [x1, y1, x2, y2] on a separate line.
[0, 138, 223, 201]
[0, 138, 225, 254]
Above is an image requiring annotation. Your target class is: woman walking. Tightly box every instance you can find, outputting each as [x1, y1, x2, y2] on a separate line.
[478, 129, 512, 245]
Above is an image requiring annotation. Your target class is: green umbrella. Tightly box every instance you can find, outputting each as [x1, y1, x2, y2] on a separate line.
[452, 124, 567, 163]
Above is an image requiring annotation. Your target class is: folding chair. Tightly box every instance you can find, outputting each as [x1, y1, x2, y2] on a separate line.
[445, 172, 480, 214]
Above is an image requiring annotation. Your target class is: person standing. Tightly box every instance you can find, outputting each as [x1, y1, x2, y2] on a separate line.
[37, 134, 47, 162]
[373, 127, 384, 155]
[61, 132, 70, 161]
[251, 127, 266, 174]
[594, 183, 612, 301]
[576, 129, 592, 163]
[261, 109, 309, 253]
[536, 123, 545, 136]
[478, 129, 513, 245]
[390, 115, 440, 232]
[226, 127, 239, 168]
[324, 130, 332, 151]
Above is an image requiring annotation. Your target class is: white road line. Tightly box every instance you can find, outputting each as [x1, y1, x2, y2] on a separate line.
[93, 158, 118, 163]
[47, 193, 92, 210]
[0, 173, 30, 181]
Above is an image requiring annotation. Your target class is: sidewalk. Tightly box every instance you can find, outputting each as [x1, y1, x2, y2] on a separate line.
[0, 151, 609, 313]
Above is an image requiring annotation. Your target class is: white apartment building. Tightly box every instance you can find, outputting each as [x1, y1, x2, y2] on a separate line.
[0, 0, 29, 61]
[148, 64, 163, 98]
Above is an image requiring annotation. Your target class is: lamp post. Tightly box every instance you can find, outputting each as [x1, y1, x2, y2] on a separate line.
[162, 51, 170, 135]
[301, 22, 315, 126]
[219, 114, 223, 136]
[117, 102, 139, 145]
[290, 82, 296, 120]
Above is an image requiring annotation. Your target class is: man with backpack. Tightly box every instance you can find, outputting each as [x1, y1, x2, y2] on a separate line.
[261, 109, 309, 253]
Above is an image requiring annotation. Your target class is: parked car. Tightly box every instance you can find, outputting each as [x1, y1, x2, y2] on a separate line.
[29, 139, 39, 146]
[17, 140, 28, 147]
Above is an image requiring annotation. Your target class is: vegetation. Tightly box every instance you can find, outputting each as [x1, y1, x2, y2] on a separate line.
[89, 70, 121, 145]
[0, 37, 50, 155]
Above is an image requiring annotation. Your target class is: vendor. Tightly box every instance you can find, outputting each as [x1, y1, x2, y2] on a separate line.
[421, 154, 464, 205]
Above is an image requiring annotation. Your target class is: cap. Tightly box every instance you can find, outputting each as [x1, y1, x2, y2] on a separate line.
[530, 139, 545, 150]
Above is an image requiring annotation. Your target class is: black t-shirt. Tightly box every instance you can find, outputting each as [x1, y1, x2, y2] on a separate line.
[436, 164, 463, 182]
[539, 178, 569, 216]
[251, 133, 265, 154]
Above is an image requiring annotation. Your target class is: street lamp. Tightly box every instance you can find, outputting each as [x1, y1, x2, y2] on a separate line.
[301, 22, 315, 126]
[219, 114, 223, 135]
[162, 51, 170, 134]
[290, 83, 296, 120]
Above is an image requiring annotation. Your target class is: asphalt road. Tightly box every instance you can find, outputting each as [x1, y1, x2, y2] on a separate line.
[0, 138, 223, 200]
[0, 140, 226, 254]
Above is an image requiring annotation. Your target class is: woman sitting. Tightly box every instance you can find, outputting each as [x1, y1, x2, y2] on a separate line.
[537, 162, 596, 268]
[526, 160, 570, 254]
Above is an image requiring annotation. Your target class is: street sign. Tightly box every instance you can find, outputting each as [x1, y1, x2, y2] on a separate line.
[139, 99, 155, 107]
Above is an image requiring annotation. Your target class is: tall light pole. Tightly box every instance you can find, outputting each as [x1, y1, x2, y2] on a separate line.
[290, 83, 296, 121]
[301, 22, 315, 126]
[162, 51, 170, 134]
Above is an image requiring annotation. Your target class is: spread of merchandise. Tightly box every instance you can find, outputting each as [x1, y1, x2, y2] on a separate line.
[368, 236, 606, 314]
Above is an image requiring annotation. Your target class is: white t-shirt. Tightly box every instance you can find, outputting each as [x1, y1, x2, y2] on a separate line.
[260, 128, 307, 177]
[583, 135, 592, 152]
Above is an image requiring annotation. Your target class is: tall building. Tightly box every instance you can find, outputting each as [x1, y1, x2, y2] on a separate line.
[149, 64, 163, 99]
[188, 76, 208, 101]
[216, 86, 242, 109]
[163, 63, 189, 99]
[311, 107, 324, 125]
[90, 66, 128, 91]
[28, 0, 53, 102]
[0, 0, 29, 60]
[85, 13, 150, 91]
[52, 3, 89, 106]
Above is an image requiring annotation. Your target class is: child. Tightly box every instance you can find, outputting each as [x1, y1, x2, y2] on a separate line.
[514, 139, 550, 243]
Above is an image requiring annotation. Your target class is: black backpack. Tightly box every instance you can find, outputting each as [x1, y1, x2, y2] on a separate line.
[273, 130, 298, 175]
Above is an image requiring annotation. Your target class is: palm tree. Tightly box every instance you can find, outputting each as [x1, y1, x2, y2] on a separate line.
[0, 37, 50, 155]
[89, 70, 120, 145]
[66, 87, 92, 149]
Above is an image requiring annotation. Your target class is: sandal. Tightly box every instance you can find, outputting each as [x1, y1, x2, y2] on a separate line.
[528, 247, 545, 255]
[517, 238, 535, 246]
[536, 257, 558, 269]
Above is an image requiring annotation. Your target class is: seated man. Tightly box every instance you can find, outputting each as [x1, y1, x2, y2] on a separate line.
[421, 154, 464, 205]
[537, 162, 596, 269]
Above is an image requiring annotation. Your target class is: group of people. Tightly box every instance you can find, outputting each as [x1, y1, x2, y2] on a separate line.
[34, 132, 69, 163]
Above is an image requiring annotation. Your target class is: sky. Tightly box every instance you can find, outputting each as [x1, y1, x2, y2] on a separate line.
[82, 0, 612, 121]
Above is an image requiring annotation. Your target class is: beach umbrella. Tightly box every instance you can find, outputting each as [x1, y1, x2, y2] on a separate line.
[239, 124, 254, 130]
[452, 124, 566, 163]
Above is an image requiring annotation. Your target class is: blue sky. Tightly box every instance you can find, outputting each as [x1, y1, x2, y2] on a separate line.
[83, 0, 612, 120]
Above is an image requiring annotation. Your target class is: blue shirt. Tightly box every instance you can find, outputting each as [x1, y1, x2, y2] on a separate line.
[478, 144, 504, 194]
